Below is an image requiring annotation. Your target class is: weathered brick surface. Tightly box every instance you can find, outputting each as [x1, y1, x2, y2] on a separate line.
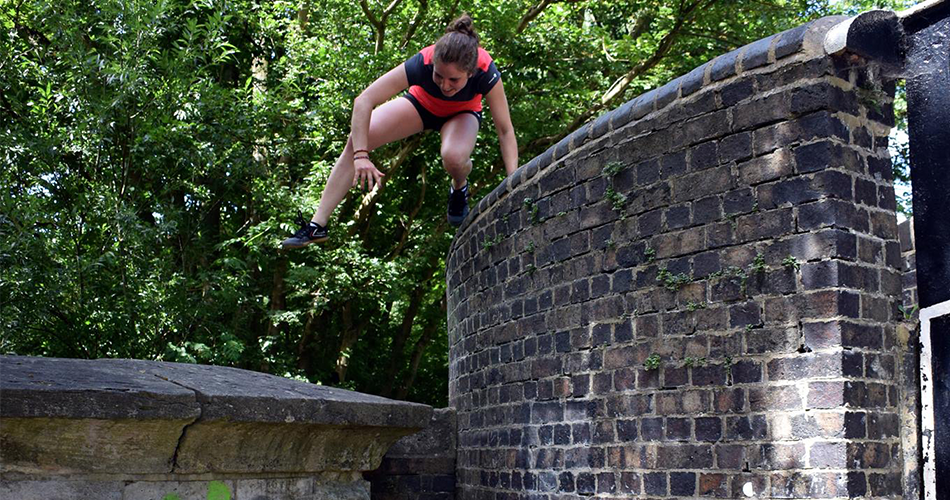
[895, 218, 921, 500]
[367, 409, 457, 500]
[446, 15, 906, 500]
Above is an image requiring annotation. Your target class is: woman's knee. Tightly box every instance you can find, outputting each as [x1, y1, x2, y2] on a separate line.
[441, 148, 470, 173]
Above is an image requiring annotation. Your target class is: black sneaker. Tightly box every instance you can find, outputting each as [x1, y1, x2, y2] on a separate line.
[447, 184, 469, 227]
[281, 212, 328, 249]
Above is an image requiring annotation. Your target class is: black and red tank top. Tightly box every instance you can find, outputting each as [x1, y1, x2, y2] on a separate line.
[404, 45, 501, 117]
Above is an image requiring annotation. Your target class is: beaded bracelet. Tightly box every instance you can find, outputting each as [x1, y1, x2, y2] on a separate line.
[353, 149, 369, 155]
[354, 155, 370, 161]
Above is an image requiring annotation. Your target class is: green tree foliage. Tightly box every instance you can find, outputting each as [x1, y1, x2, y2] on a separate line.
[0, 0, 911, 405]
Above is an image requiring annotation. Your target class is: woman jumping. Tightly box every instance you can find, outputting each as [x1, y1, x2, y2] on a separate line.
[281, 15, 518, 249]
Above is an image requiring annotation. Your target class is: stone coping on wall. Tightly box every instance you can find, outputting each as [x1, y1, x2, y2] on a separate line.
[0, 355, 432, 476]
[451, 14, 851, 245]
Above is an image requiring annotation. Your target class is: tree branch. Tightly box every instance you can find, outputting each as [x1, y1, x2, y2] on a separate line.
[401, 0, 428, 49]
[388, 161, 427, 259]
[348, 136, 422, 238]
[358, 0, 381, 27]
[512, 0, 717, 161]
[516, 0, 583, 34]
[380, 258, 438, 397]
[359, 0, 407, 53]
[395, 295, 446, 400]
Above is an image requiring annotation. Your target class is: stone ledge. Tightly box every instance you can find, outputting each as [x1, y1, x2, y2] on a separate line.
[1, 356, 432, 476]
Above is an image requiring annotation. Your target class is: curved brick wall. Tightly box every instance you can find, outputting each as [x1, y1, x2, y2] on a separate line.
[447, 15, 908, 499]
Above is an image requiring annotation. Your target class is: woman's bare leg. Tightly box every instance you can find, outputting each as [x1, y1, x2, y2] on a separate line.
[439, 113, 479, 189]
[312, 98, 423, 226]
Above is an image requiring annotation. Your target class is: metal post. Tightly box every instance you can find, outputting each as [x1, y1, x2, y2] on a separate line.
[904, 1, 950, 498]
[905, 1, 950, 309]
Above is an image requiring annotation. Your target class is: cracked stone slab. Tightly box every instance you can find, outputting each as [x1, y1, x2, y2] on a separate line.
[0, 356, 432, 476]
[1, 356, 199, 475]
[1, 355, 200, 421]
[116, 359, 431, 428]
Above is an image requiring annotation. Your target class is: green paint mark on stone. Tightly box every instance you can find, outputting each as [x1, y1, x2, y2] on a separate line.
[207, 481, 231, 500]
[162, 495, 181, 500]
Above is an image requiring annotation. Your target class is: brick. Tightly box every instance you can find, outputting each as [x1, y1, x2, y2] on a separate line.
[870, 209, 898, 240]
[794, 140, 848, 174]
[787, 411, 846, 439]
[848, 442, 893, 469]
[841, 321, 883, 349]
[553, 134, 571, 163]
[725, 415, 767, 440]
[794, 290, 860, 320]
[791, 82, 857, 116]
[756, 443, 806, 469]
[695, 417, 723, 442]
[669, 472, 697, 496]
[619, 472, 640, 494]
[663, 417, 689, 441]
[637, 417, 662, 442]
[732, 359, 762, 383]
[644, 472, 668, 495]
[694, 196, 722, 225]
[723, 187, 754, 215]
[710, 47, 741, 81]
[681, 64, 708, 97]
[803, 321, 844, 350]
[790, 229, 856, 261]
[720, 79, 756, 109]
[674, 164, 733, 203]
[808, 381, 845, 408]
[759, 171, 851, 210]
[693, 365, 727, 386]
[868, 154, 892, 180]
[869, 473, 902, 496]
[741, 35, 775, 70]
[531, 402, 563, 423]
[679, 111, 725, 149]
[798, 199, 869, 232]
[773, 23, 808, 59]
[624, 93, 655, 125]
[729, 301, 761, 328]
[767, 353, 841, 381]
[590, 111, 613, 140]
[689, 140, 720, 171]
[855, 178, 877, 207]
[660, 151, 688, 179]
[697, 473, 728, 497]
[739, 149, 793, 185]
[749, 384, 802, 410]
[657, 445, 714, 468]
[736, 208, 793, 243]
[770, 471, 850, 498]
[734, 91, 790, 131]
[575, 472, 596, 494]
[665, 204, 692, 229]
[596, 472, 617, 494]
[753, 111, 849, 156]
[867, 412, 899, 438]
[628, 181, 671, 215]
[634, 158, 660, 186]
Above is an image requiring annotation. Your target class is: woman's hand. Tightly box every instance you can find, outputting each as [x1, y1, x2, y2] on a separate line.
[353, 157, 385, 191]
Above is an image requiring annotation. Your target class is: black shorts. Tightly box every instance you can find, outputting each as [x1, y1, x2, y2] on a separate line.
[403, 93, 483, 132]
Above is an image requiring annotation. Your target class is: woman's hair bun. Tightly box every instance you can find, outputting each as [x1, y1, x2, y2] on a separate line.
[446, 14, 478, 42]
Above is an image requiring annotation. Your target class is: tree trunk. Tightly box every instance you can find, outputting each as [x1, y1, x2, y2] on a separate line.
[380, 262, 438, 397]
[396, 296, 446, 400]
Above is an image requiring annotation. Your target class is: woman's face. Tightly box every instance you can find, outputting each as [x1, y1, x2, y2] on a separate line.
[432, 62, 470, 97]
